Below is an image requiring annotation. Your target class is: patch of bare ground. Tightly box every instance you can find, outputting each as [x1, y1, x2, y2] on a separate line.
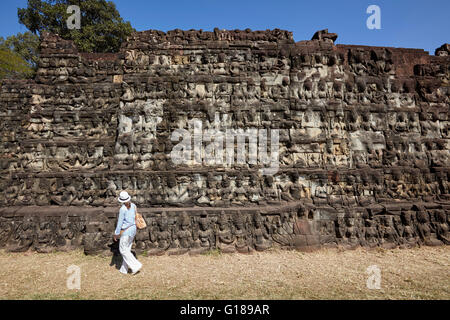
[0, 246, 448, 300]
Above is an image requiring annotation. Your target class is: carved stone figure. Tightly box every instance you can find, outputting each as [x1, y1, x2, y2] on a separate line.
[415, 206, 443, 246]
[148, 213, 172, 255]
[168, 211, 192, 255]
[232, 213, 252, 253]
[215, 211, 236, 253]
[397, 211, 419, 248]
[252, 213, 272, 251]
[192, 213, 215, 254]
[377, 215, 400, 249]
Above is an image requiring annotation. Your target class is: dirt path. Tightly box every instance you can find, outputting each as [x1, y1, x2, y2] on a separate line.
[0, 246, 448, 300]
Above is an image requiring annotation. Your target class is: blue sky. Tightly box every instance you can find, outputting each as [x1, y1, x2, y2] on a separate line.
[1, 0, 448, 54]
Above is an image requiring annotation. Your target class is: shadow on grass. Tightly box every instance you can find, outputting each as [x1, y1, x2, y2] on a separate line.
[108, 240, 139, 272]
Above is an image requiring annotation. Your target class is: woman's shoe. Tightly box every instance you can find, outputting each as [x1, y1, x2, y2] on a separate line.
[132, 267, 141, 275]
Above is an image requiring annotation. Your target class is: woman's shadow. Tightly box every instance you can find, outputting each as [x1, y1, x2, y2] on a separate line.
[108, 240, 138, 270]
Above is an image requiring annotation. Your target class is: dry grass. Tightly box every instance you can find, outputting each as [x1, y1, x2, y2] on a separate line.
[0, 246, 448, 300]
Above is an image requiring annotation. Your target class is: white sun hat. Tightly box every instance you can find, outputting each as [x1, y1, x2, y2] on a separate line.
[118, 191, 131, 203]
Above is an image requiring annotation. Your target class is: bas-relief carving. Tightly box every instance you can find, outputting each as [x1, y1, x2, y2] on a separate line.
[0, 29, 448, 254]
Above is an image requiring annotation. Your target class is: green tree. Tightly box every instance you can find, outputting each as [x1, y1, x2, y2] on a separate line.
[0, 32, 40, 68]
[0, 49, 34, 80]
[18, 0, 135, 53]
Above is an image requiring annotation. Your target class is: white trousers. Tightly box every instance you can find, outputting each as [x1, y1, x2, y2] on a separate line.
[119, 235, 142, 274]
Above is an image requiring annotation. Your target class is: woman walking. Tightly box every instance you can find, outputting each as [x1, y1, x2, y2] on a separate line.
[114, 191, 142, 275]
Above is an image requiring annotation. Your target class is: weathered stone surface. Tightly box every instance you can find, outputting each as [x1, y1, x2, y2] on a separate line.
[0, 29, 449, 255]
[435, 43, 450, 56]
[311, 29, 338, 43]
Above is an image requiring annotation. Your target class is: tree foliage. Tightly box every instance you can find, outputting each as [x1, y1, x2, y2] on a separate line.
[18, 0, 135, 53]
[0, 49, 34, 80]
[0, 32, 40, 68]
[0, 32, 39, 79]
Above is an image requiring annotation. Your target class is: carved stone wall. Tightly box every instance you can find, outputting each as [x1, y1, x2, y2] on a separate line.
[0, 29, 449, 255]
